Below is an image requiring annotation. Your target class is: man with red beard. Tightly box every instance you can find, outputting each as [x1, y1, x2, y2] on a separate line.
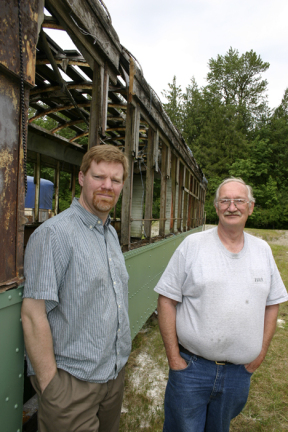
[155, 177, 288, 432]
[22, 145, 131, 432]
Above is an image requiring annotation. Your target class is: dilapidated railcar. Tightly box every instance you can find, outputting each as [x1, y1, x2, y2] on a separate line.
[0, 1, 207, 430]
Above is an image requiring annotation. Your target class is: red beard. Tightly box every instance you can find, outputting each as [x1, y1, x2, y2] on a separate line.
[92, 190, 115, 212]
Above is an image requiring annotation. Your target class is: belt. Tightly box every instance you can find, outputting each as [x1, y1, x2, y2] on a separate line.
[178, 344, 232, 365]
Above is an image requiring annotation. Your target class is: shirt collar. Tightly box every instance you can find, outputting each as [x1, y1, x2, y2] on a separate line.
[71, 198, 111, 228]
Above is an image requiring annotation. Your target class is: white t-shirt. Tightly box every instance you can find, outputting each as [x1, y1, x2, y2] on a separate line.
[154, 227, 288, 364]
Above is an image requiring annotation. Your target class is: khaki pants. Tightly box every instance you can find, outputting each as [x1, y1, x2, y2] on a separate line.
[30, 368, 125, 432]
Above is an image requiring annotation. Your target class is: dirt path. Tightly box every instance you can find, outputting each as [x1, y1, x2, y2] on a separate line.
[268, 230, 288, 247]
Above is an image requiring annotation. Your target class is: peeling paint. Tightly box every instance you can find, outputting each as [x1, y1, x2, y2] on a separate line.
[0, 149, 14, 231]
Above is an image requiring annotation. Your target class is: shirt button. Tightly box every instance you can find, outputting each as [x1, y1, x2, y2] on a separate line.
[118, 304, 121, 308]
[98, 221, 101, 224]
[114, 281, 116, 285]
[89, 225, 93, 229]
[118, 328, 120, 332]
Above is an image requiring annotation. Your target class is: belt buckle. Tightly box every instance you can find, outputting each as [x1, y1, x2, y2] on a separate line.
[215, 361, 226, 365]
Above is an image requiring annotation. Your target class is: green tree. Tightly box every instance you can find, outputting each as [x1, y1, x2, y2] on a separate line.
[162, 76, 184, 131]
[207, 47, 270, 128]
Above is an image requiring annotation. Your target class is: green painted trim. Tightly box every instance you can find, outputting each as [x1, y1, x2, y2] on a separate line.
[0, 287, 24, 432]
[124, 227, 203, 260]
[0, 286, 24, 310]
[124, 227, 203, 339]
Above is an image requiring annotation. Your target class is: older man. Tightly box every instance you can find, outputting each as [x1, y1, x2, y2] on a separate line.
[155, 177, 288, 432]
[21, 145, 131, 432]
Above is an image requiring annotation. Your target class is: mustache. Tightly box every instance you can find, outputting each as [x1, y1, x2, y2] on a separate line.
[93, 190, 115, 198]
[224, 210, 242, 216]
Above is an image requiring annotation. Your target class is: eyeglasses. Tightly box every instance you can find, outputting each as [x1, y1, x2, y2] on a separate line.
[217, 199, 250, 209]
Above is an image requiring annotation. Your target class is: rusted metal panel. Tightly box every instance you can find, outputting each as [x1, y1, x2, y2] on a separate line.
[0, 0, 39, 289]
[0, 73, 20, 287]
[0, 0, 39, 86]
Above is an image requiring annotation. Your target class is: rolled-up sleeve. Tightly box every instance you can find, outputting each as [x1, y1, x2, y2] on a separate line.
[154, 248, 186, 303]
[23, 227, 66, 312]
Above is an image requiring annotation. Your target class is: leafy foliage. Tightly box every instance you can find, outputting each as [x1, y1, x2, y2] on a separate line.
[163, 48, 288, 228]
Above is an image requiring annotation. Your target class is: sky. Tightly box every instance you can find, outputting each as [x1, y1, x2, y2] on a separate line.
[46, 0, 288, 109]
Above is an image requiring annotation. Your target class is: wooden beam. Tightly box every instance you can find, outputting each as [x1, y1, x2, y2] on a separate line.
[177, 164, 184, 232]
[36, 59, 90, 66]
[88, 61, 103, 147]
[29, 103, 91, 122]
[121, 103, 135, 250]
[188, 174, 193, 230]
[46, 0, 120, 83]
[159, 143, 168, 237]
[105, 127, 146, 133]
[170, 153, 177, 233]
[30, 82, 94, 96]
[144, 127, 155, 238]
[70, 131, 89, 142]
[154, 129, 159, 172]
[183, 171, 189, 231]
[183, 187, 198, 200]
[52, 119, 85, 133]
[102, 65, 109, 133]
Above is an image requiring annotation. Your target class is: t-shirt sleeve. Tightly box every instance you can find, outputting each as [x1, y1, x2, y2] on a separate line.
[23, 226, 66, 313]
[266, 246, 288, 306]
[154, 248, 187, 303]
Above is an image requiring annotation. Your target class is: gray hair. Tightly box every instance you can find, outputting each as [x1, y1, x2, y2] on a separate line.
[214, 177, 255, 208]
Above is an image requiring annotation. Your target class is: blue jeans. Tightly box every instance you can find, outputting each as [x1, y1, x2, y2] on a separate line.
[163, 351, 253, 432]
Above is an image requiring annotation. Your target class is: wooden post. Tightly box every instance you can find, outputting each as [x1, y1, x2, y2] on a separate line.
[89, 61, 104, 147]
[34, 153, 41, 222]
[187, 174, 194, 231]
[144, 127, 155, 238]
[194, 178, 200, 227]
[102, 64, 109, 133]
[121, 103, 136, 250]
[183, 170, 189, 231]
[159, 143, 168, 237]
[170, 153, 177, 232]
[54, 161, 60, 215]
[177, 163, 184, 232]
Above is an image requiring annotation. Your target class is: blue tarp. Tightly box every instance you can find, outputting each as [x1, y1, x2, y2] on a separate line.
[25, 176, 54, 209]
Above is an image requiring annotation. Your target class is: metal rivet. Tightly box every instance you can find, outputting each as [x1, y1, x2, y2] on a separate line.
[5, 397, 9, 402]
[8, 295, 12, 300]
[14, 404, 18, 409]
[19, 374, 22, 378]
[15, 348, 19, 353]
[20, 318, 22, 322]
[18, 292, 22, 297]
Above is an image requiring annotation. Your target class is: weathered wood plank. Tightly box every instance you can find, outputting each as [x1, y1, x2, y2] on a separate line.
[177, 164, 184, 232]
[121, 103, 135, 250]
[144, 128, 155, 238]
[159, 143, 168, 237]
[89, 61, 103, 147]
[170, 153, 177, 233]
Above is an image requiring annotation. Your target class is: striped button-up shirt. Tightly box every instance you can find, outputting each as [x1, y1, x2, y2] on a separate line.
[23, 198, 131, 383]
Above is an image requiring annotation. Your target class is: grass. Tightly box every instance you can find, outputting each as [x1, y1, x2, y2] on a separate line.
[119, 228, 288, 432]
[244, 227, 287, 243]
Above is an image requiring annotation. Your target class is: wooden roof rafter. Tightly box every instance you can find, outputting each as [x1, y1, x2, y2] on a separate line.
[27, 0, 207, 187]
[28, 102, 91, 122]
